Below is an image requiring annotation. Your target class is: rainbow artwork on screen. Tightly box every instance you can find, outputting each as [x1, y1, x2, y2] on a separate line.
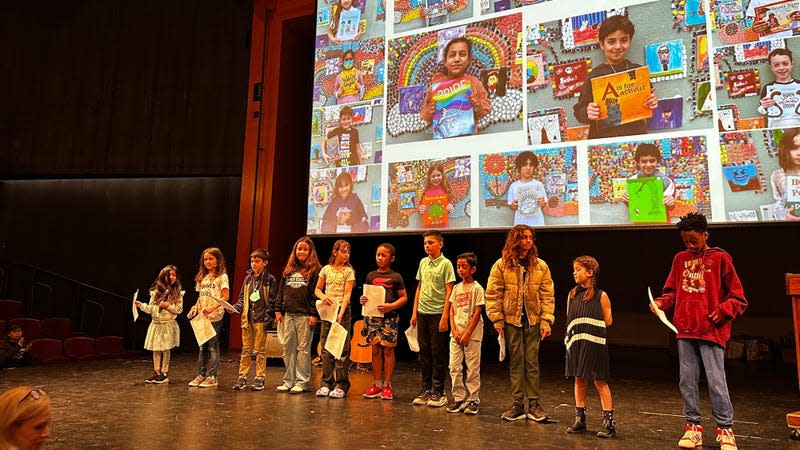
[305, 0, 800, 233]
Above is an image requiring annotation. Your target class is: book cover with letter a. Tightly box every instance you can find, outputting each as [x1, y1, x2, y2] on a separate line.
[591, 66, 652, 129]
[431, 77, 475, 139]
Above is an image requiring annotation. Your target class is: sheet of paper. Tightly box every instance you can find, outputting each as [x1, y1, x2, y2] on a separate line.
[648, 287, 678, 333]
[361, 284, 386, 318]
[190, 315, 217, 346]
[404, 325, 419, 352]
[276, 319, 286, 346]
[498, 332, 506, 362]
[324, 320, 348, 360]
[210, 295, 238, 314]
[316, 299, 339, 323]
[132, 289, 139, 322]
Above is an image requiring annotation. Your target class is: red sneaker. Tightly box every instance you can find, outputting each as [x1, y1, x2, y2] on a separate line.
[380, 384, 394, 400]
[362, 384, 382, 399]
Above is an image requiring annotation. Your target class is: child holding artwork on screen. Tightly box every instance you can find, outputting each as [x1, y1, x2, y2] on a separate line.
[321, 171, 369, 233]
[134, 265, 184, 384]
[419, 37, 491, 139]
[507, 151, 547, 226]
[770, 128, 800, 220]
[418, 163, 454, 228]
[446, 252, 485, 415]
[314, 240, 356, 398]
[564, 256, 615, 438]
[622, 143, 676, 208]
[334, 50, 364, 105]
[758, 48, 800, 128]
[327, 0, 363, 44]
[359, 243, 408, 401]
[187, 247, 229, 388]
[650, 213, 747, 450]
[573, 15, 658, 139]
[322, 106, 361, 167]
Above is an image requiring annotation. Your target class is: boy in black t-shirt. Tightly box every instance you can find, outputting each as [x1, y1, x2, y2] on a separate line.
[359, 243, 408, 401]
[322, 106, 361, 167]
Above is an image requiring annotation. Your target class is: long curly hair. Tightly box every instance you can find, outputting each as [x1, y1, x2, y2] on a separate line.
[150, 265, 182, 303]
[500, 224, 538, 269]
[194, 247, 227, 283]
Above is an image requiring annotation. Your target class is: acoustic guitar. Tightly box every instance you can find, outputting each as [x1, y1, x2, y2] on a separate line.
[350, 320, 372, 364]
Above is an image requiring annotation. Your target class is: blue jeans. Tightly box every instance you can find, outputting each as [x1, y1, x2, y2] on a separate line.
[282, 314, 314, 389]
[678, 339, 734, 427]
[198, 320, 223, 377]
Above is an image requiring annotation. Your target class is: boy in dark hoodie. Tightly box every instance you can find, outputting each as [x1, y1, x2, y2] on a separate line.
[0, 323, 33, 369]
[650, 213, 746, 450]
[232, 248, 277, 391]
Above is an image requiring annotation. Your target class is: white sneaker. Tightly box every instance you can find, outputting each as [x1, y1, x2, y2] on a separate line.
[276, 384, 291, 392]
[188, 375, 205, 387]
[329, 388, 345, 398]
[316, 386, 330, 397]
[290, 385, 304, 394]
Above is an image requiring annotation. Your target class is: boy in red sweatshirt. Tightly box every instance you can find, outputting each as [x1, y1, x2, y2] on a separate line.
[650, 212, 747, 450]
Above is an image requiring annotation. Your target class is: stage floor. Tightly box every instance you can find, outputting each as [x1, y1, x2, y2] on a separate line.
[2, 346, 799, 449]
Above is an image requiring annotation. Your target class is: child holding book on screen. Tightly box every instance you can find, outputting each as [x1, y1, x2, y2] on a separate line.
[322, 106, 361, 167]
[419, 37, 490, 139]
[771, 128, 800, 220]
[622, 143, 676, 209]
[573, 15, 658, 139]
[327, 0, 363, 44]
[321, 171, 369, 233]
[758, 48, 800, 128]
[418, 163, 454, 228]
[507, 151, 547, 226]
[334, 50, 364, 105]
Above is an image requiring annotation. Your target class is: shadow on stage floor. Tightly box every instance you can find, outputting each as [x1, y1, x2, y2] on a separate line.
[1, 344, 799, 449]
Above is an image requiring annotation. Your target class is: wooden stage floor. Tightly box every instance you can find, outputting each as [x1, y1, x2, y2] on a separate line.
[1, 345, 799, 449]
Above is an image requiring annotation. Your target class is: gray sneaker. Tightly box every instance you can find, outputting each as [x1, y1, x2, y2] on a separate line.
[251, 378, 265, 391]
[232, 376, 247, 390]
[463, 401, 479, 415]
[427, 392, 447, 407]
[412, 390, 432, 406]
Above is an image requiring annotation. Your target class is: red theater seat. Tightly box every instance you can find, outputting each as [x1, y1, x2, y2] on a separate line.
[29, 338, 67, 364]
[40, 317, 75, 340]
[11, 318, 41, 340]
[63, 337, 98, 360]
[0, 320, 5, 336]
[0, 300, 23, 320]
[95, 336, 130, 357]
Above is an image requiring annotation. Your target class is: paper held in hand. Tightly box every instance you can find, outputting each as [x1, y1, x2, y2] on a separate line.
[132, 289, 140, 322]
[648, 287, 678, 333]
[210, 295, 239, 314]
[324, 320, 348, 360]
[316, 299, 339, 323]
[498, 332, 506, 362]
[190, 315, 217, 346]
[404, 325, 419, 352]
[361, 284, 386, 318]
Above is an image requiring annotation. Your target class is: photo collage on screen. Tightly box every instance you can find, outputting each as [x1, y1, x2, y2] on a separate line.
[307, 0, 800, 235]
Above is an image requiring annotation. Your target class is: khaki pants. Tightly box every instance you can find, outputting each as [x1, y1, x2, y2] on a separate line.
[449, 337, 481, 403]
[505, 321, 541, 403]
[238, 322, 267, 379]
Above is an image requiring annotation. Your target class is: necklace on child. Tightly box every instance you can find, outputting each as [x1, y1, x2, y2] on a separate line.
[608, 61, 631, 74]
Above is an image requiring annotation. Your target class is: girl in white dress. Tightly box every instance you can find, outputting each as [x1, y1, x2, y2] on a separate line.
[135, 265, 184, 384]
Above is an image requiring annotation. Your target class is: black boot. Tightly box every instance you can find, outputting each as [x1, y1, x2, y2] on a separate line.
[566, 407, 586, 434]
[597, 410, 616, 438]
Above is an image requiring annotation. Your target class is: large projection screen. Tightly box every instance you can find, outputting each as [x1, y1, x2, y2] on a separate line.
[307, 0, 800, 234]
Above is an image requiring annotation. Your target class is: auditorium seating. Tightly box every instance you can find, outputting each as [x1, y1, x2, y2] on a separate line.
[0, 300, 23, 320]
[29, 339, 68, 364]
[63, 336, 99, 360]
[41, 317, 80, 340]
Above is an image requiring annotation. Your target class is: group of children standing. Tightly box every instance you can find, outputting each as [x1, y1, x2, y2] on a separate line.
[134, 211, 746, 450]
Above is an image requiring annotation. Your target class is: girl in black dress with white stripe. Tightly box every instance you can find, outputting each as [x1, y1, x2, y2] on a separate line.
[564, 256, 615, 438]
